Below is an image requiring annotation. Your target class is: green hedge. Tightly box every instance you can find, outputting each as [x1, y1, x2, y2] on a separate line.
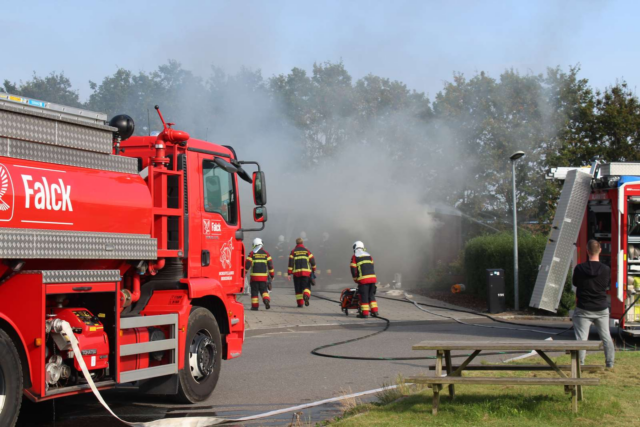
[464, 232, 574, 315]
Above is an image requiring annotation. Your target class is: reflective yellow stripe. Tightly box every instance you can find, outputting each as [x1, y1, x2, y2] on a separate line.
[356, 260, 373, 267]
[251, 298, 259, 302]
[350, 263, 357, 267]
[253, 259, 268, 263]
[269, 269, 275, 273]
[371, 302, 378, 308]
[296, 294, 303, 300]
[289, 255, 294, 259]
[361, 304, 370, 309]
[262, 293, 270, 298]
[267, 257, 272, 261]
[358, 274, 377, 280]
[303, 289, 311, 296]
[293, 268, 312, 273]
[251, 273, 269, 277]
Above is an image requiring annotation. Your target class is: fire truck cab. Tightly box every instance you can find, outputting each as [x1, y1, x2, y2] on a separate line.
[0, 95, 266, 426]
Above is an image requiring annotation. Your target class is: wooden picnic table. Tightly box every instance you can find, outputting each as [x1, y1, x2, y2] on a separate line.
[406, 340, 604, 415]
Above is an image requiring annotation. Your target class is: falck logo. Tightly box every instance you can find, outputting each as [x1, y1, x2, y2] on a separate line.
[220, 237, 234, 270]
[0, 164, 14, 221]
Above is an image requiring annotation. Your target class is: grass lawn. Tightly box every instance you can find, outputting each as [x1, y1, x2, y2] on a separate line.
[330, 351, 640, 426]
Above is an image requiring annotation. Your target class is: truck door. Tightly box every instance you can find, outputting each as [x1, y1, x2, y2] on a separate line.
[198, 153, 241, 286]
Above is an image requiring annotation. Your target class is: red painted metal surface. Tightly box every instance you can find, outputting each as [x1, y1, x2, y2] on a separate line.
[0, 158, 151, 234]
[119, 327, 150, 375]
[0, 274, 45, 396]
[45, 283, 117, 294]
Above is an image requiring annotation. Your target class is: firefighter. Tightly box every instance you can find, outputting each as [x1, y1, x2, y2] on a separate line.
[288, 237, 316, 307]
[350, 241, 379, 318]
[245, 237, 274, 311]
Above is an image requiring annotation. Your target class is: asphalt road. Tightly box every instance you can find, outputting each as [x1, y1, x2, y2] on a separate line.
[17, 287, 584, 427]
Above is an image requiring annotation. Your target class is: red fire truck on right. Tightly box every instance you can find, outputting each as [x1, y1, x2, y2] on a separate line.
[531, 160, 640, 336]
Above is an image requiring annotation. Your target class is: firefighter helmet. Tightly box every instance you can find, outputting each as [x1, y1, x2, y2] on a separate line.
[253, 238, 263, 248]
[353, 241, 364, 251]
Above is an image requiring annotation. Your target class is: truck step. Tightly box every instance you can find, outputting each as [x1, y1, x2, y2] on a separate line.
[119, 314, 179, 383]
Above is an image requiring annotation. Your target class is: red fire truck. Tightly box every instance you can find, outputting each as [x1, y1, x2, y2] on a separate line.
[531, 161, 640, 336]
[0, 93, 267, 426]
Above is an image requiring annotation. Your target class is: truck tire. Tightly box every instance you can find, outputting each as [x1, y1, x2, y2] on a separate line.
[176, 307, 222, 403]
[0, 329, 22, 427]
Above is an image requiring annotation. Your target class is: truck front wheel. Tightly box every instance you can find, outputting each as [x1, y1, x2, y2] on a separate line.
[0, 329, 22, 427]
[176, 307, 222, 403]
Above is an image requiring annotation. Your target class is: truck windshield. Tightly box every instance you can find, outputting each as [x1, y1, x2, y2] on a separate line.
[203, 159, 237, 224]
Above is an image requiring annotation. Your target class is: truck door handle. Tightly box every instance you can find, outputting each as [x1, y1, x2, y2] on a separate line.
[202, 250, 210, 267]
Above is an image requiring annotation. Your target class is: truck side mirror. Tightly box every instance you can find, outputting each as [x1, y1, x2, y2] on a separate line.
[253, 206, 267, 223]
[253, 171, 267, 206]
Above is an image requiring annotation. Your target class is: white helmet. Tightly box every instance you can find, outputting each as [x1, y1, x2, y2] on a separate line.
[353, 241, 364, 251]
[253, 237, 263, 248]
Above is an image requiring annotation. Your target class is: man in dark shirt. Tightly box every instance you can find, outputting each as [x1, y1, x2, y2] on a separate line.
[573, 240, 615, 368]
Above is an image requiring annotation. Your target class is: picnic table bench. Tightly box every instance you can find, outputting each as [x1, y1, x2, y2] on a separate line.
[405, 340, 603, 414]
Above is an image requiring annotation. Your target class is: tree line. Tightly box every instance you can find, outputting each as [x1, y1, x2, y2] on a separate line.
[4, 61, 640, 229]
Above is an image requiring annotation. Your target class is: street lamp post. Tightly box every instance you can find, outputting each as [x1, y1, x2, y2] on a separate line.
[510, 150, 525, 311]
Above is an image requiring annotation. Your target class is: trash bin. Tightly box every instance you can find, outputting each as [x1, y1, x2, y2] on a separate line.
[486, 269, 506, 314]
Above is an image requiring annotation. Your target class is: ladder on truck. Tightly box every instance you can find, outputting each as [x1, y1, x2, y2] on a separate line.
[530, 169, 593, 312]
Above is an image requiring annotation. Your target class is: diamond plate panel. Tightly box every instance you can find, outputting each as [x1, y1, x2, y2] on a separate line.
[530, 170, 592, 312]
[0, 107, 113, 154]
[0, 138, 137, 174]
[23, 269, 121, 283]
[0, 92, 108, 123]
[600, 163, 640, 177]
[0, 228, 157, 260]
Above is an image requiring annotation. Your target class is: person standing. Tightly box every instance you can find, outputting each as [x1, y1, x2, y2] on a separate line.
[573, 239, 615, 368]
[350, 241, 379, 318]
[245, 238, 274, 311]
[288, 237, 316, 307]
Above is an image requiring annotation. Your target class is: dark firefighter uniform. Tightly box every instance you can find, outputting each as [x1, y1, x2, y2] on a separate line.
[288, 244, 316, 307]
[350, 251, 378, 317]
[245, 248, 275, 310]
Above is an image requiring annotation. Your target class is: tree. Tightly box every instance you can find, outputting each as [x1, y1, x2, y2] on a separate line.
[2, 72, 82, 107]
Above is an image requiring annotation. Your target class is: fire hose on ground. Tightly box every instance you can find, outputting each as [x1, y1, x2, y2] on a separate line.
[52, 319, 397, 426]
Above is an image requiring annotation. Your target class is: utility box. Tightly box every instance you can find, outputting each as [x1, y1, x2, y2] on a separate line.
[486, 269, 506, 314]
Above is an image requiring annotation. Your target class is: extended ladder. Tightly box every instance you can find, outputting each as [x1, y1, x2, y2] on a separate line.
[530, 169, 592, 312]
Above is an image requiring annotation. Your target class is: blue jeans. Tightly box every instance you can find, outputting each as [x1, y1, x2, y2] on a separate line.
[573, 307, 615, 367]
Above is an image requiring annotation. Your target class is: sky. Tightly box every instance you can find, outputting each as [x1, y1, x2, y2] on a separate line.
[1, 0, 637, 101]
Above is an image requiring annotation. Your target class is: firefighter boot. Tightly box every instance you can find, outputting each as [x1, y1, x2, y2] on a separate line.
[370, 301, 379, 317]
[263, 292, 271, 310]
[303, 289, 311, 306]
[359, 304, 370, 318]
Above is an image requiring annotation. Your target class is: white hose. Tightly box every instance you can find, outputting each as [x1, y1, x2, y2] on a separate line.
[58, 320, 394, 426]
